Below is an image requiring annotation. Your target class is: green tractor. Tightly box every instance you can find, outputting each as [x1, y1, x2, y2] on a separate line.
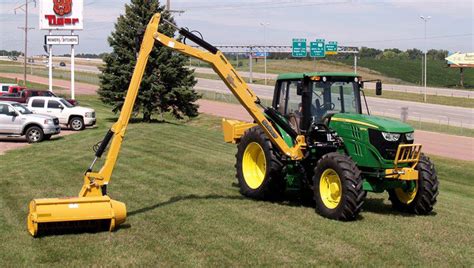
[225, 72, 439, 220]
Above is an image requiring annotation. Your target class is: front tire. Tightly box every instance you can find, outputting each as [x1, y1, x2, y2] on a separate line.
[25, 126, 44, 143]
[69, 116, 85, 131]
[313, 153, 366, 221]
[236, 126, 285, 200]
[388, 154, 439, 214]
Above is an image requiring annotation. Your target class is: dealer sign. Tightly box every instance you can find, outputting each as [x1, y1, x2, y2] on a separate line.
[45, 35, 79, 45]
[39, 0, 83, 30]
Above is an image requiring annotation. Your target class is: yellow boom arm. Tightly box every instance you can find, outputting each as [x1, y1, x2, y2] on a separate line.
[27, 13, 305, 236]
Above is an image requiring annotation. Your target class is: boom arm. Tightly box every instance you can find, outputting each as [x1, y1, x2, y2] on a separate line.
[79, 13, 305, 198]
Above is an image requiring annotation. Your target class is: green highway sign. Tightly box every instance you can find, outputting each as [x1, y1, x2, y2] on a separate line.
[325, 41, 338, 55]
[292, 38, 307, 57]
[310, 39, 325, 57]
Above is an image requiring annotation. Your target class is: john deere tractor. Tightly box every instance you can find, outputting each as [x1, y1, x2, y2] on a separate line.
[224, 72, 439, 220]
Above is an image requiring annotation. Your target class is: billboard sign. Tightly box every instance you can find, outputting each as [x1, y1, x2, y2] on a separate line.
[39, 0, 83, 30]
[45, 35, 79, 45]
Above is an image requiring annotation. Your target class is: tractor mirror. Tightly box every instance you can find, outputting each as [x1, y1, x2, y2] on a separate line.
[376, 81, 382, 95]
[296, 82, 303, 96]
[359, 81, 364, 88]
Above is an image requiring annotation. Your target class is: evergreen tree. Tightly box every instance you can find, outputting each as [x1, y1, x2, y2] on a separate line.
[98, 0, 200, 121]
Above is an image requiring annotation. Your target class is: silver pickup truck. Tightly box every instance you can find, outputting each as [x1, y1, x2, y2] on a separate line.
[0, 101, 61, 143]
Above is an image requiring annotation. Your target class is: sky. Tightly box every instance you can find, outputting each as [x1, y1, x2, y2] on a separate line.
[0, 0, 472, 56]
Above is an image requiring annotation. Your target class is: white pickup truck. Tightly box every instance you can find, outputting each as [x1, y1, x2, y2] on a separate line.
[0, 101, 60, 143]
[27, 97, 96, 131]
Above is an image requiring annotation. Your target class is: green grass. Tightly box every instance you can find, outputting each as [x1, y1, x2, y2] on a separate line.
[0, 95, 472, 266]
[336, 58, 474, 89]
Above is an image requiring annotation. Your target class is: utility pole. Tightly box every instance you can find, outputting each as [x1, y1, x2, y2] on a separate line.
[420, 15, 431, 102]
[15, 0, 36, 86]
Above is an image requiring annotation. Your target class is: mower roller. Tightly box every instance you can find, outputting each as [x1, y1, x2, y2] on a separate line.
[27, 12, 438, 237]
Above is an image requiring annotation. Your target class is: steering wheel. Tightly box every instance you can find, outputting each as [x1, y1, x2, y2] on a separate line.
[322, 102, 336, 110]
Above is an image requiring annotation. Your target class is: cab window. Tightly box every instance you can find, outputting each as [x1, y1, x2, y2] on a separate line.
[31, 99, 45, 108]
[47, 100, 62, 109]
[277, 80, 301, 115]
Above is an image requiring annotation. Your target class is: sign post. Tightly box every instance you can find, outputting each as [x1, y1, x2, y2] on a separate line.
[39, 0, 83, 99]
[292, 38, 307, 57]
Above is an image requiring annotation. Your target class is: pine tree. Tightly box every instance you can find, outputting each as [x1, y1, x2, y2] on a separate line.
[98, 0, 200, 122]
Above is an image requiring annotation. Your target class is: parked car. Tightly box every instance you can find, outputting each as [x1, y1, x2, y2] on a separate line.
[0, 89, 77, 106]
[27, 97, 96, 131]
[0, 101, 60, 143]
[59, 61, 66, 67]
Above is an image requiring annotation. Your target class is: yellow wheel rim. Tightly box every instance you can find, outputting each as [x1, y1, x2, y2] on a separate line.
[242, 142, 266, 189]
[319, 168, 342, 209]
[394, 182, 418, 204]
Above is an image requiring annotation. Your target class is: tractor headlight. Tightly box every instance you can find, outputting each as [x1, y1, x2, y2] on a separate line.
[405, 132, 414, 141]
[381, 132, 400, 142]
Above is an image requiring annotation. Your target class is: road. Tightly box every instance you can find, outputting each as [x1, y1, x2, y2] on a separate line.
[195, 78, 474, 128]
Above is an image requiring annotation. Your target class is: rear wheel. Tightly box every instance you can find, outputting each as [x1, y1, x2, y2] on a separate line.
[313, 153, 366, 220]
[69, 116, 85, 131]
[236, 126, 284, 200]
[25, 126, 44, 143]
[388, 154, 438, 214]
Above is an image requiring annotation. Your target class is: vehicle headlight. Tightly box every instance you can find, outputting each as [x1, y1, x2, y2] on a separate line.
[405, 132, 414, 141]
[44, 119, 53, 125]
[85, 112, 94, 118]
[381, 132, 400, 142]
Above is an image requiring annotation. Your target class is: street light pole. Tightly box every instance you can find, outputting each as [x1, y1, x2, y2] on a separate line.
[260, 22, 269, 85]
[420, 15, 431, 102]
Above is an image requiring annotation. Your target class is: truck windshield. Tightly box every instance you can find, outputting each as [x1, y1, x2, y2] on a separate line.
[60, 99, 74, 108]
[310, 81, 360, 121]
[12, 103, 33, 114]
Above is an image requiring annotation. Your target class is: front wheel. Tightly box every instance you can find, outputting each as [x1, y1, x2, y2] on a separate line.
[388, 154, 439, 214]
[69, 117, 85, 131]
[25, 126, 44, 143]
[313, 153, 366, 221]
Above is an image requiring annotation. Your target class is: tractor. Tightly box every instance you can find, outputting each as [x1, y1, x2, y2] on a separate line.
[224, 72, 439, 220]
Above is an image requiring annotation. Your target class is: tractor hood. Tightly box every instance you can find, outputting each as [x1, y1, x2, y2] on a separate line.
[331, 113, 414, 133]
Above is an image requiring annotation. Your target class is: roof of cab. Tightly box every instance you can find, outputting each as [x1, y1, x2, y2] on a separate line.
[276, 72, 359, 80]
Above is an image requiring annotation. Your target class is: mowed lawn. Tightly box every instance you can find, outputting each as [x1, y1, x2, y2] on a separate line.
[0, 96, 472, 266]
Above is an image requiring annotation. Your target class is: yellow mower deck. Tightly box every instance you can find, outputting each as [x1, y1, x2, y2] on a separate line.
[28, 196, 126, 237]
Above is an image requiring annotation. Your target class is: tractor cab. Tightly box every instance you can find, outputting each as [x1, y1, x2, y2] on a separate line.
[272, 72, 375, 133]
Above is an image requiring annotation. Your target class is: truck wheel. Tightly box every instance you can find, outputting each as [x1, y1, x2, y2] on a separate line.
[25, 126, 44, 143]
[69, 117, 85, 131]
[313, 153, 366, 221]
[388, 154, 439, 214]
[236, 126, 285, 200]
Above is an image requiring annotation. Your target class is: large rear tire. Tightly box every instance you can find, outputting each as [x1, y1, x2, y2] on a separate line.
[313, 153, 366, 221]
[388, 154, 439, 214]
[236, 126, 285, 200]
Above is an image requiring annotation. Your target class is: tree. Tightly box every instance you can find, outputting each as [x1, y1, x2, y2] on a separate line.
[98, 0, 200, 122]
